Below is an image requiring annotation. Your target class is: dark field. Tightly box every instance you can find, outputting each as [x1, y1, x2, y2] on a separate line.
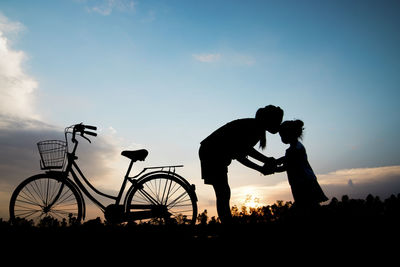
[1, 194, 399, 263]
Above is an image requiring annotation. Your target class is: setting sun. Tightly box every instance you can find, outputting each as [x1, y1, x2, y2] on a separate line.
[243, 194, 261, 209]
[234, 187, 265, 211]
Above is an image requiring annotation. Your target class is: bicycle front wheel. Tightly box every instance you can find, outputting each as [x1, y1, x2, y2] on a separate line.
[9, 174, 83, 225]
[125, 174, 197, 225]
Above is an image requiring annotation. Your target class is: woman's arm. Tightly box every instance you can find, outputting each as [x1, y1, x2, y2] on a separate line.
[246, 148, 279, 175]
[237, 156, 277, 175]
[248, 148, 272, 163]
[236, 156, 264, 173]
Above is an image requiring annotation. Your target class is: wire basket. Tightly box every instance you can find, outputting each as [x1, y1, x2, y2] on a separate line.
[37, 140, 67, 170]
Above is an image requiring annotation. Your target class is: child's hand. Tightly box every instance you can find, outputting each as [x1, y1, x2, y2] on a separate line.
[261, 161, 276, 175]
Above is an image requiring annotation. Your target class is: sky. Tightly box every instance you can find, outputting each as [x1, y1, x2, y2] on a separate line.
[1, 0, 400, 220]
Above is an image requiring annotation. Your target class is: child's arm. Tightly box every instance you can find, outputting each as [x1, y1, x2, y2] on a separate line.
[276, 156, 285, 165]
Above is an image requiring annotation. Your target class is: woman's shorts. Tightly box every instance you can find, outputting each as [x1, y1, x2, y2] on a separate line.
[199, 145, 230, 185]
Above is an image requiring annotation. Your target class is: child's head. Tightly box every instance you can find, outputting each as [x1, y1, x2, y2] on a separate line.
[279, 120, 304, 144]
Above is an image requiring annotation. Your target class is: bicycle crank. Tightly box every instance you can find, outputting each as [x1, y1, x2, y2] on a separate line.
[104, 204, 125, 224]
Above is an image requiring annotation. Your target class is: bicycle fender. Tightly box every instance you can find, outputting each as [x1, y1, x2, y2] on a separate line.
[138, 170, 196, 191]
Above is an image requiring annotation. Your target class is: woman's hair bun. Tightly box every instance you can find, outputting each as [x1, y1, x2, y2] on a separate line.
[294, 120, 304, 139]
[294, 120, 304, 129]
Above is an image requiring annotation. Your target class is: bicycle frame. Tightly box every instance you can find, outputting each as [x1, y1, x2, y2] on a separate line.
[65, 153, 120, 211]
[53, 138, 185, 215]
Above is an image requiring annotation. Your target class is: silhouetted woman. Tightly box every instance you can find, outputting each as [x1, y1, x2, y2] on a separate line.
[275, 120, 328, 209]
[199, 105, 284, 224]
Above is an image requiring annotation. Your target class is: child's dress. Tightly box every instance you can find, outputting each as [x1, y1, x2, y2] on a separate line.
[285, 141, 328, 206]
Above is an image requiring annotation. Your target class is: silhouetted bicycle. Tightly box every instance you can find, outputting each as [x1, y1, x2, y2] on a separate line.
[9, 123, 197, 225]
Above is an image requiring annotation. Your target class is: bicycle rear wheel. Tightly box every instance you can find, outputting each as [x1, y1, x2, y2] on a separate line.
[9, 174, 83, 225]
[125, 174, 197, 225]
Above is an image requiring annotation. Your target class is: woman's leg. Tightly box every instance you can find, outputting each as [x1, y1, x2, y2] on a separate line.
[212, 180, 232, 224]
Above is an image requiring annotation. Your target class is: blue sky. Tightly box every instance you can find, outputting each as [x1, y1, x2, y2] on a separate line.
[1, 0, 400, 219]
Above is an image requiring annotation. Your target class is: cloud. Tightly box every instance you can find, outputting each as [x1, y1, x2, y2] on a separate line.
[317, 165, 400, 199]
[0, 14, 38, 120]
[0, 13, 24, 34]
[192, 53, 221, 63]
[0, 14, 126, 219]
[0, 117, 125, 219]
[84, 0, 137, 16]
[192, 51, 255, 66]
[229, 53, 255, 66]
[230, 166, 400, 208]
[317, 166, 400, 184]
[0, 14, 48, 203]
[141, 10, 156, 23]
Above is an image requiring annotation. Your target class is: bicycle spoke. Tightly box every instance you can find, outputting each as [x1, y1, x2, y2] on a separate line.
[168, 198, 192, 207]
[165, 183, 182, 203]
[48, 180, 61, 204]
[128, 176, 196, 225]
[161, 178, 173, 205]
[11, 176, 82, 225]
[15, 209, 42, 219]
[14, 205, 42, 212]
[15, 198, 43, 208]
[45, 178, 50, 206]
[17, 196, 41, 207]
[167, 191, 189, 208]
[152, 178, 160, 203]
[24, 183, 43, 207]
[32, 179, 45, 205]
[144, 181, 155, 200]
[138, 188, 159, 205]
[56, 190, 75, 205]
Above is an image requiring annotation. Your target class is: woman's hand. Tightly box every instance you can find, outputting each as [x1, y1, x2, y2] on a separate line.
[261, 165, 275, 175]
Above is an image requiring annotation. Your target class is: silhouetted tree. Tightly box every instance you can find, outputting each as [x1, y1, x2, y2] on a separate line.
[38, 216, 60, 228]
[197, 209, 208, 226]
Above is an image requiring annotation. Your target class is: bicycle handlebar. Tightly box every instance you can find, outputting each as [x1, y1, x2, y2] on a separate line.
[68, 123, 98, 144]
[84, 125, 97, 131]
[84, 130, 97, 137]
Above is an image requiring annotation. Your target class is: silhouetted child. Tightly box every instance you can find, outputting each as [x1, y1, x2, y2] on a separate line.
[275, 120, 328, 209]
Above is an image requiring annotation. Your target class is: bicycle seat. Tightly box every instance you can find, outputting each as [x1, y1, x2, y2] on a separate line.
[121, 149, 148, 162]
